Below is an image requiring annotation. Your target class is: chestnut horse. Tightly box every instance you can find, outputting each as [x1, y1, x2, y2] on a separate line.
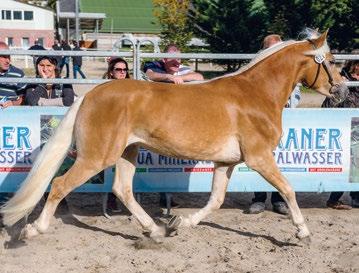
[1, 31, 348, 242]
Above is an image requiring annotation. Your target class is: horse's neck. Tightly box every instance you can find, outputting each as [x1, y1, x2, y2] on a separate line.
[242, 46, 305, 108]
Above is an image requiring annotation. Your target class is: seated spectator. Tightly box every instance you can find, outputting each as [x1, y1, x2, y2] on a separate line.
[322, 59, 359, 209]
[104, 57, 130, 79]
[143, 44, 203, 84]
[103, 57, 131, 213]
[0, 41, 26, 206]
[0, 41, 26, 109]
[143, 44, 204, 209]
[25, 56, 74, 106]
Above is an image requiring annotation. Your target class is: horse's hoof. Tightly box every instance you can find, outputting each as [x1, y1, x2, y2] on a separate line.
[19, 224, 39, 240]
[165, 215, 181, 236]
[298, 235, 311, 246]
[150, 235, 164, 244]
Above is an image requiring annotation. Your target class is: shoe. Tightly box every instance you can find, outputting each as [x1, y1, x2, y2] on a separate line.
[272, 202, 289, 215]
[248, 202, 265, 214]
[326, 201, 352, 210]
[351, 199, 359, 208]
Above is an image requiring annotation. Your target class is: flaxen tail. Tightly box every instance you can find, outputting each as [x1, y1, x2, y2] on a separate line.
[0, 96, 85, 226]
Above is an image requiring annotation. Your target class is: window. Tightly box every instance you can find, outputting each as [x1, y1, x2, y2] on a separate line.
[22, 37, 29, 48]
[1, 10, 12, 20]
[24, 11, 33, 20]
[6, 37, 14, 47]
[13, 11, 22, 20]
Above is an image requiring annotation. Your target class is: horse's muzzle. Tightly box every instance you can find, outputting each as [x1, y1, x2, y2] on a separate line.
[329, 83, 349, 105]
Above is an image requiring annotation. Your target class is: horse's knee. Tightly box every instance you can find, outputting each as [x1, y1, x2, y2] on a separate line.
[49, 176, 67, 201]
[113, 186, 132, 203]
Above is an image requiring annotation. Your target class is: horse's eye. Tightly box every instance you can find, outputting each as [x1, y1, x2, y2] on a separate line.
[329, 59, 336, 65]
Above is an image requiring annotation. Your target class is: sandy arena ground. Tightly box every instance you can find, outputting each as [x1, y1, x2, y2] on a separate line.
[1, 192, 358, 273]
[2, 59, 358, 273]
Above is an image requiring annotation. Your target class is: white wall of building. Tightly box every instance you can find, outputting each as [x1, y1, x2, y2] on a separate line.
[0, 0, 53, 30]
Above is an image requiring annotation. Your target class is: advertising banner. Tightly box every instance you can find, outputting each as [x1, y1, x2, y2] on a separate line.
[1, 107, 359, 193]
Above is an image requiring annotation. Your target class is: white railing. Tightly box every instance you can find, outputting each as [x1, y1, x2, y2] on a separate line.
[0, 49, 358, 87]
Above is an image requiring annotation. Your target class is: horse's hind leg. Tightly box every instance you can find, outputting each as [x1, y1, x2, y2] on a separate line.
[247, 152, 310, 240]
[22, 159, 102, 239]
[112, 145, 166, 240]
[176, 163, 234, 228]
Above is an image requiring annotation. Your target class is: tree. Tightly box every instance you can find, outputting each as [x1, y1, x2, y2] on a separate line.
[261, 0, 357, 50]
[310, 0, 358, 51]
[189, 0, 268, 71]
[153, 0, 193, 50]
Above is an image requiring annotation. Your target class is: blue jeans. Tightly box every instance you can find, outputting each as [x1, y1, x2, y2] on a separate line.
[73, 65, 86, 79]
[60, 57, 70, 78]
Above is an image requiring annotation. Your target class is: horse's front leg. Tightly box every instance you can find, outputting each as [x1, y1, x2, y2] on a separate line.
[247, 151, 311, 241]
[112, 146, 166, 241]
[174, 163, 234, 228]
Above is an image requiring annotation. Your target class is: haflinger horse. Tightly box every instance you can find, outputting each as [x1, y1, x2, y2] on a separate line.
[1, 30, 348, 242]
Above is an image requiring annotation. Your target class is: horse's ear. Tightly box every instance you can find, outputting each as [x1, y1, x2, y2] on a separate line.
[312, 29, 329, 48]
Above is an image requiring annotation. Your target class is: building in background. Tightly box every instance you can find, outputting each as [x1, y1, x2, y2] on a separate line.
[0, 0, 54, 48]
[57, 0, 161, 50]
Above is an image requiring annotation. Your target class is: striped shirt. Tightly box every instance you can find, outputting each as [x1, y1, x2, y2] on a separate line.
[0, 65, 26, 101]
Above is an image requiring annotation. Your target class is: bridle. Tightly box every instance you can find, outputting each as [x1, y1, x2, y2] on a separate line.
[306, 39, 336, 91]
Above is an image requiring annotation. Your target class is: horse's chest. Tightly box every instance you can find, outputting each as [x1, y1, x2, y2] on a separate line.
[213, 136, 242, 163]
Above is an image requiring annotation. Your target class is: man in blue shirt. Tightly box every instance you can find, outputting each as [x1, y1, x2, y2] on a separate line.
[143, 44, 203, 84]
[0, 42, 26, 108]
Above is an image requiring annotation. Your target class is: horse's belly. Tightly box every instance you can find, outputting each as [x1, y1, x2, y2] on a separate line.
[128, 134, 242, 163]
[210, 136, 242, 163]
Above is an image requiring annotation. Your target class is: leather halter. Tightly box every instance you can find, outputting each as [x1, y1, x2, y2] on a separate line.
[306, 39, 335, 90]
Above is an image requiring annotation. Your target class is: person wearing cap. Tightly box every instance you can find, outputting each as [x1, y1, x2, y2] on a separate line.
[25, 56, 75, 106]
[143, 44, 203, 84]
[0, 42, 27, 108]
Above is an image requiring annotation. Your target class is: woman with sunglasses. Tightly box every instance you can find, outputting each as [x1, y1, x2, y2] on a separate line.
[105, 57, 130, 79]
[103, 57, 130, 213]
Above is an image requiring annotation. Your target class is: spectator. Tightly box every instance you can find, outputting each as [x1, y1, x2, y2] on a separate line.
[28, 39, 45, 69]
[247, 34, 301, 215]
[0, 41, 26, 108]
[143, 44, 204, 208]
[0, 41, 26, 206]
[143, 44, 203, 84]
[25, 56, 74, 106]
[72, 41, 86, 79]
[51, 39, 62, 70]
[60, 40, 71, 78]
[103, 57, 131, 213]
[322, 59, 359, 209]
[104, 57, 130, 79]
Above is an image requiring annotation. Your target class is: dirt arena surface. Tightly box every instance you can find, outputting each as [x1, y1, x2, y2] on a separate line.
[3, 60, 357, 273]
[1, 192, 358, 273]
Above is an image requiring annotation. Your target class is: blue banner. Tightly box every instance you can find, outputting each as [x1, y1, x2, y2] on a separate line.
[1, 107, 359, 193]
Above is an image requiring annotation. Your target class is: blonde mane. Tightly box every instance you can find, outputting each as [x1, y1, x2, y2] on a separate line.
[208, 40, 304, 82]
[184, 39, 307, 85]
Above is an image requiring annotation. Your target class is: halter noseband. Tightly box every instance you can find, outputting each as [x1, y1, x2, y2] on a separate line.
[306, 39, 335, 90]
